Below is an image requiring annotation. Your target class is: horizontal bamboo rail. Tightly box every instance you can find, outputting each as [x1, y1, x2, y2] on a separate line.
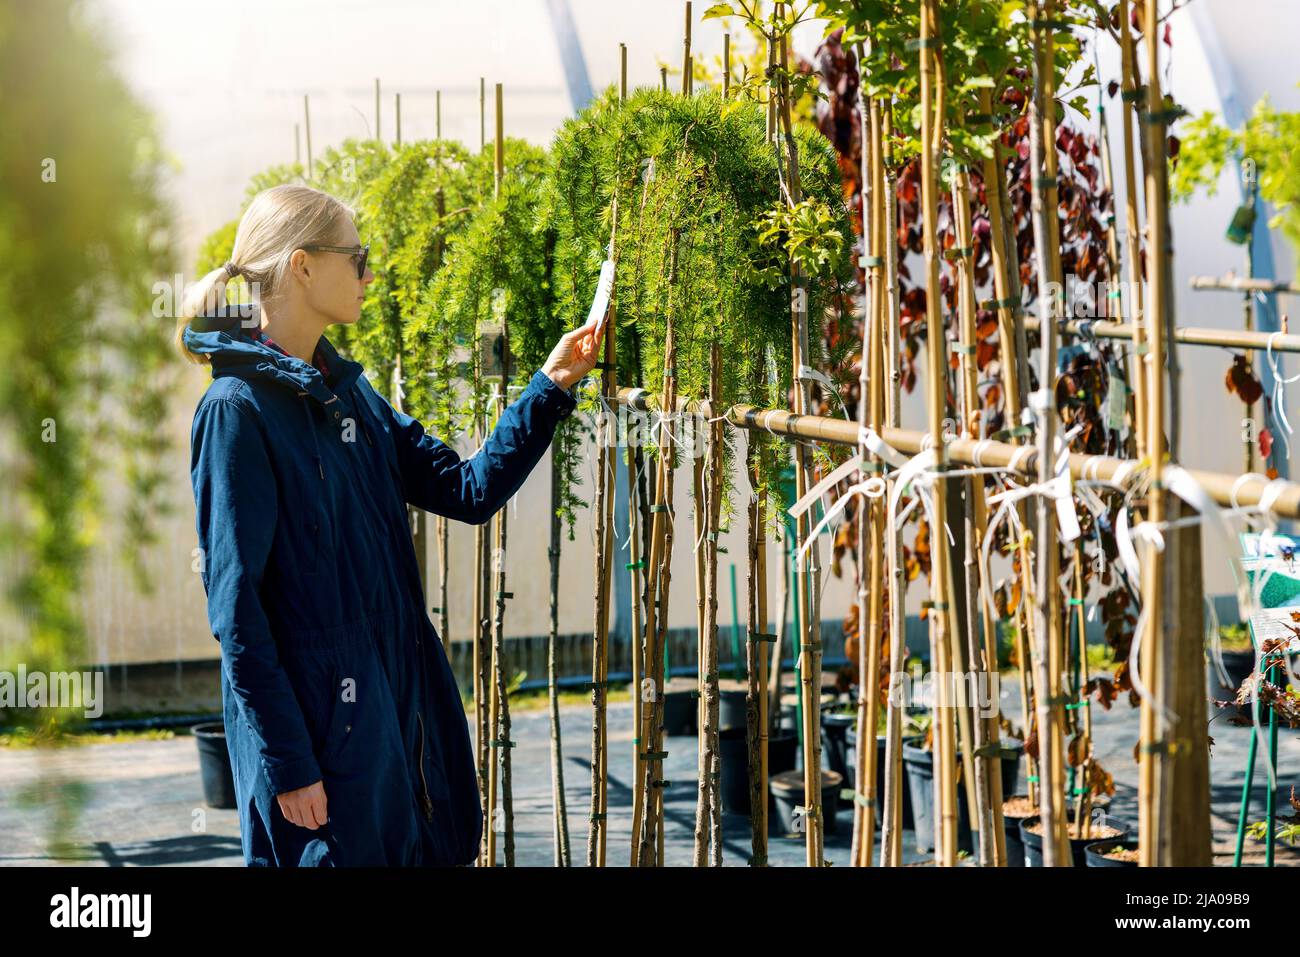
[1020, 316, 1300, 354]
[1190, 275, 1300, 296]
[613, 387, 1300, 518]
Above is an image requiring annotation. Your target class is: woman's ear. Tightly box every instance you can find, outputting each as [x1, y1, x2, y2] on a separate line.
[288, 248, 311, 285]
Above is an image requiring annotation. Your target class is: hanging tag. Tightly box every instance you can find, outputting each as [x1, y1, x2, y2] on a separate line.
[1105, 368, 1126, 431]
[587, 258, 616, 342]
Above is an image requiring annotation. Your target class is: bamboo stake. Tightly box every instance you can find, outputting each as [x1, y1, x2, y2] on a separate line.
[852, 70, 884, 868]
[620, 43, 628, 101]
[303, 95, 313, 178]
[1118, 0, 1148, 459]
[774, 8, 824, 867]
[633, 230, 681, 867]
[953, 166, 1003, 866]
[294, 123, 300, 166]
[1027, 0, 1070, 867]
[486, 83, 516, 867]
[1020, 317, 1300, 354]
[480, 77, 486, 152]
[695, 348, 724, 866]
[746, 432, 771, 865]
[395, 92, 402, 146]
[547, 454, 572, 866]
[436, 89, 442, 139]
[375, 78, 381, 142]
[661, 66, 669, 92]
[694, 453, 707, 782]
[682, 2, 693, 97]
[723, 33, 731, 98]
[879, 104, 908, 868]
[588, 189, 620, 867]
[918, 0, 959, 867]
[1139, 0, 1183, 868]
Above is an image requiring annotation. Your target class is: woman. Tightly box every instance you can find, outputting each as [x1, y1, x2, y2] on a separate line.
[178, 184, 598, 866]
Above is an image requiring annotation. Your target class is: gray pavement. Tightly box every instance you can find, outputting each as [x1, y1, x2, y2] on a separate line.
[1, 677, 1297, 866]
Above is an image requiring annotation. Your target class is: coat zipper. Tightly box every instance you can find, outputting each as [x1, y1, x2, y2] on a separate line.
[415, 712, 435, 822]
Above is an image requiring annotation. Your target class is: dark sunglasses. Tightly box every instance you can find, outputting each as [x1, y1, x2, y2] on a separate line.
[300, 242, 370, 279]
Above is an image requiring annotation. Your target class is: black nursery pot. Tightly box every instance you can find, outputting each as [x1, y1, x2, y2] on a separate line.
[1085, 839, 1140, 868]
[1001, 796, 1035, 868]
[902, 742, 973, 855]
[1206, 648, 1257, 716]
[846, 727, 918, 829]
[661, 683, 696, 737]
[192, 722, 237, 810]
[1020, 814, 1130, 868]
[769, 769, 843, 837]
[718, 727, 799, 817]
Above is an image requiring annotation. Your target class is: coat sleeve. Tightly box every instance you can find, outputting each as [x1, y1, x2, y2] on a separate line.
[386, 369, 578, 524]
[191, 395, 323, 795]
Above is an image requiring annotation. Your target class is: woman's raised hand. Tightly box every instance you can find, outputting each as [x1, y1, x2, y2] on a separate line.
[541, 318, 601, 391]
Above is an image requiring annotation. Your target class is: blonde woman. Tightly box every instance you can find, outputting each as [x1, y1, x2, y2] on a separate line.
[180, 184, 598, 866]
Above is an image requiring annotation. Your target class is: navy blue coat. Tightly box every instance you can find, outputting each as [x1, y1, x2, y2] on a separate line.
[184, 306, 576, 866]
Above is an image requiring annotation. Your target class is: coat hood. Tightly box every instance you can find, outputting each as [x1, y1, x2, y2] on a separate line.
[182, 302, 365, 407]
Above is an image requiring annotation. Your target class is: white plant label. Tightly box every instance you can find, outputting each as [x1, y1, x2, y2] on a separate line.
[587, 258, 615, 343]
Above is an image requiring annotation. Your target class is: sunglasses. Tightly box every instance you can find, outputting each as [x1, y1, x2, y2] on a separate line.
[301, 242, 370, 280]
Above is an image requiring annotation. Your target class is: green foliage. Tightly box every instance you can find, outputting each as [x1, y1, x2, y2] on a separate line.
[1171, 95, 1300, 272]
[0, 0, 178, 851]
[545, 85, 851, 532]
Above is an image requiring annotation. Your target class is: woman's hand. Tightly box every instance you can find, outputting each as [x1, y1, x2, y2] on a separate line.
[277, 779, 328, 829]
[541, 318, 601, 391]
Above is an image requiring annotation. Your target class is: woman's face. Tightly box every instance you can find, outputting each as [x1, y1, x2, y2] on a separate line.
[302, 218, 374, 326]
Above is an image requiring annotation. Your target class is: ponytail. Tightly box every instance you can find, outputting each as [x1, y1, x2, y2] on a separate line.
[175, 262, 240, 364]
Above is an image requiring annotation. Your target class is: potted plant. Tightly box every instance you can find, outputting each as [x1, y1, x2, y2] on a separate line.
[1020, 809, 1128, 867]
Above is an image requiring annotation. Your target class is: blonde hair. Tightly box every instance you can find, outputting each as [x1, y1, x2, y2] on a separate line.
[176, 184, 357, 363]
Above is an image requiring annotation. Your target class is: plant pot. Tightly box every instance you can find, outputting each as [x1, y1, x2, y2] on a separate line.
[1001, 794, 1037, 867]
[769, 769, 843, 837]
[846, 727, 918, 829]
[1085, 839, 1140, 867]
[719, 726, 798, 817]
[193, 722, 237, 810]
[1020, 813, 1129, 868]
[821, 712, 856, 799]
[1206, 648, 1256, 716]
[662, 676, 696, 737]
[902, 742, 973, 855]
[718, 679, 749, 732]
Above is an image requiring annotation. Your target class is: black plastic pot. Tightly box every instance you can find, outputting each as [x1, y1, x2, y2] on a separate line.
[845, 727, 919, 829]
[1085, 839, 1139, 867]
[1020, 814, 1130, 867]
[769, 769, 843, 837]
[1206, 648, 1256, 715]
[193, 722, 237, 810]
[902, 743, 973, 854]
[1001, 796, 1035, 867]
[719, 727, 798, 816]
[719, 680, 750, 731]
[821, 712, 856, 801]
[662, 678, 696, 737]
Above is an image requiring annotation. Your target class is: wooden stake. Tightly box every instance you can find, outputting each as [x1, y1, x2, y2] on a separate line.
[436, 89, 442, 139]
[723, 33, 731, 98]
[480, 77, 486, 152]
[1118, 0, 1148, 459]
[294, 123, 300, 166]
[682, 1, 692, 97]
[620, 43, 628, 101]
[395, 92, 402, 146]
[548, 456, 572, 866]
[375, 77, 381, 142]
[303, 95, 313, 179]
[1027, 0, 1070, 867]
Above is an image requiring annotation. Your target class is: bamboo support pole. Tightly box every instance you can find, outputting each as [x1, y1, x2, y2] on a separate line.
[294, 123, 300, 166]
[395, 92, 402, 146]
[547, 454, 572, 866]
[1027, 0, 1070, 867]
[682, 2, 692, 98]
[620, 43, 628, 101]
[303, 95, 313, 178]
[746, 434, 771, 865]
[374, 78, 381, 142]
[436, 90, 442, 139]
[1118, 0, 1149, 462]
[953, 166, 1005, 865]
[614, 387, 1300, 516]
[723, 33, 731, 98]
[1021, 316, 1300, 354]
[633, 231, 681, 867]
[771, 4, 824, 868]
[917, 0, 960, 867]
[1191, 274, 1300, 295]
[879, 105, 908, 867]
[588, 190, 620, 866]
[694, 348, 724, 866]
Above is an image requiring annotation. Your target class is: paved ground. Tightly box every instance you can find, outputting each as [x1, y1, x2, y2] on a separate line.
[1, 679, 1297, 866]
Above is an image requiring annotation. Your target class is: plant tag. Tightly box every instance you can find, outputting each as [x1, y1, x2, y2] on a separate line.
[587, 259, 615, 341]
[1105, 369, 1126, 431]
